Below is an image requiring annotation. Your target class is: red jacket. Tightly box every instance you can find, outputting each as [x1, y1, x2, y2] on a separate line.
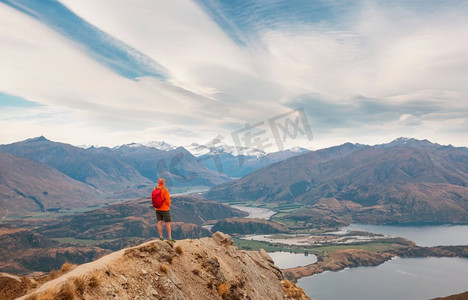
[154, 184, 171, 211]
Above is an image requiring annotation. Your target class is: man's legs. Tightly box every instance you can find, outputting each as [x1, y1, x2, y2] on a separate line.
[158, 220, 163, 239]
[166, 222, 171, 239]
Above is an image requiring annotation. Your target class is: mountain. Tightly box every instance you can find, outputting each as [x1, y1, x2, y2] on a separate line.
[185, 139, 267, 158]
[206, 139, 468, 224]
[0, 152, 101, 213]
[0, 137, 151, 195]
[144, 140, 176, 151]
[15, 232, 310, 300]
[90, 144, 230, 187]
[191, 140, 309, 178]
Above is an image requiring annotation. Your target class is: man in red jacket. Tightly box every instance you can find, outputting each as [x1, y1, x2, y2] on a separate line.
[152, 178, 173, 241]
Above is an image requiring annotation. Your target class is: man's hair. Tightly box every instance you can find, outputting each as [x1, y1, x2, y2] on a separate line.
[158, 178, 165, 185]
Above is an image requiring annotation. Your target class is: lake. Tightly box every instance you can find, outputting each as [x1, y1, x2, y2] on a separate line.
[268, 251, 317, 269]
[344, 223, 468, 246]
[297, 224, 468, 299]
[298, 257, 468, 300]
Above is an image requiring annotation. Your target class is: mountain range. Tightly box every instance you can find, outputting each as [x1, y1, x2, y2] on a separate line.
[2, 136, 467, 224]
[185, 138, 309, 178]
[88, 143, 229, 187]
[0, 136, 307, 214]
[206, 138, 468, 224]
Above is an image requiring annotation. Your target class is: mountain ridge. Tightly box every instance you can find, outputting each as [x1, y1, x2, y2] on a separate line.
[206, 138, 468, 224]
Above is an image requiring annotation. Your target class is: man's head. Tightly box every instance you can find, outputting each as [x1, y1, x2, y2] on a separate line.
[158, 178, 165, 186]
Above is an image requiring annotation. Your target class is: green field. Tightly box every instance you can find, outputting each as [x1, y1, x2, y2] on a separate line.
[233, 236, 408, 254]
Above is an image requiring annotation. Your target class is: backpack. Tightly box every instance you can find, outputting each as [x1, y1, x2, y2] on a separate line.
[151, 188, 165, 209]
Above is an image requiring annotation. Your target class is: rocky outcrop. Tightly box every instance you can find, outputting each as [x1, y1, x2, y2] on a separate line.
[211, 218, 289, 235]
[17, 233, 310, 300]
[283, 249, 395, 281]
[390, 245, 468, 258]
[282, 245, 468, 282]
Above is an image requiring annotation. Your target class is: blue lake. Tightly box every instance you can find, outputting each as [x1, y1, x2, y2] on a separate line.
[297, 224, 468, 299]
[345, 223, 468, 246]
[298, 257, 468, 300]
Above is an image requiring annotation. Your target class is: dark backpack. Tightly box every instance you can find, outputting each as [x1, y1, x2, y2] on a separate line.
[151, 188, 165, 209]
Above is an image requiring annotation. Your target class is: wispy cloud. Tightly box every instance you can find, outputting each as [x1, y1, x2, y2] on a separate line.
[0, 0, 467, 148]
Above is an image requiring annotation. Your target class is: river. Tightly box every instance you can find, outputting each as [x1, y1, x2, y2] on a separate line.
[231, 205, 276, 220]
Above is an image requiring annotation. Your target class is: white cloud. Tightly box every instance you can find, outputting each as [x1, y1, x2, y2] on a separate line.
[0, 1, 238, 146]
[0, 0, 467, 149]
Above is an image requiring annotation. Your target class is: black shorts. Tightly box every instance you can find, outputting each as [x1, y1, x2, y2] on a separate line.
[155, 210, 171, 222]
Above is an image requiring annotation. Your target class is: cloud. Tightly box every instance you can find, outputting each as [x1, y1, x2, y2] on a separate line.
[0, 1, 237, 144]
[0, 0, 467, 149]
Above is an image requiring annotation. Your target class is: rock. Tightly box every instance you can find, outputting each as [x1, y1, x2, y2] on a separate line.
[211, 231, 234, 246]
[259, 249, 274, 264]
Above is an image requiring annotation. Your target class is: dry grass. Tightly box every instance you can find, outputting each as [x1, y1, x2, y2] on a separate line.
[281, 280, 307, 299]
[159, 264, 169, 274]
[40, 262, 78, 283]
[217, 282, 231, 297]
[73, 276, 86, 295]
[24, 294, 37, 300]
[56, 282, 76, 300]
[46, 270, 59, 281]
[87, 272, 102, 288]
[175, 245, 183, 255]
[60, 263, 77, 273]
[25, 290, 56, 300]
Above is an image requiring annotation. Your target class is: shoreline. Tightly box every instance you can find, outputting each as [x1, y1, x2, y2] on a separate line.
[281, 244, 468, 282]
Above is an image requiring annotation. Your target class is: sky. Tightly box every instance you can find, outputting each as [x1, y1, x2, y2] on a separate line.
[0, 0, 467, 151]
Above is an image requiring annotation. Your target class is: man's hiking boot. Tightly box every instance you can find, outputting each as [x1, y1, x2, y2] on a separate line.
[168, 239, 175, 242]
[159, 238, 164, 241]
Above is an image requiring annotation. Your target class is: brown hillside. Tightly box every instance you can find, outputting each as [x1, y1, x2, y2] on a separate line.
[212, 218, 289, 235]
[0, 227, 109, 275]
[0, 152, 100, 214]
[37, 196, 246, 239]
[17, 232, 310, 300]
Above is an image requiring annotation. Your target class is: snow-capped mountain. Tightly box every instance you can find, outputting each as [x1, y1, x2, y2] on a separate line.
[185, 139, 266, 158]
[111, 141, 177, 151]
[145, 141, 176, 151]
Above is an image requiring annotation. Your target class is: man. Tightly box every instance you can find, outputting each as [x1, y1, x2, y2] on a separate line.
[151, 178, 173, 241]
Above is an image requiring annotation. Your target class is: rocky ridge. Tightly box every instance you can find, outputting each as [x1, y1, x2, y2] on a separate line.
[16, 232, 310, 300]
